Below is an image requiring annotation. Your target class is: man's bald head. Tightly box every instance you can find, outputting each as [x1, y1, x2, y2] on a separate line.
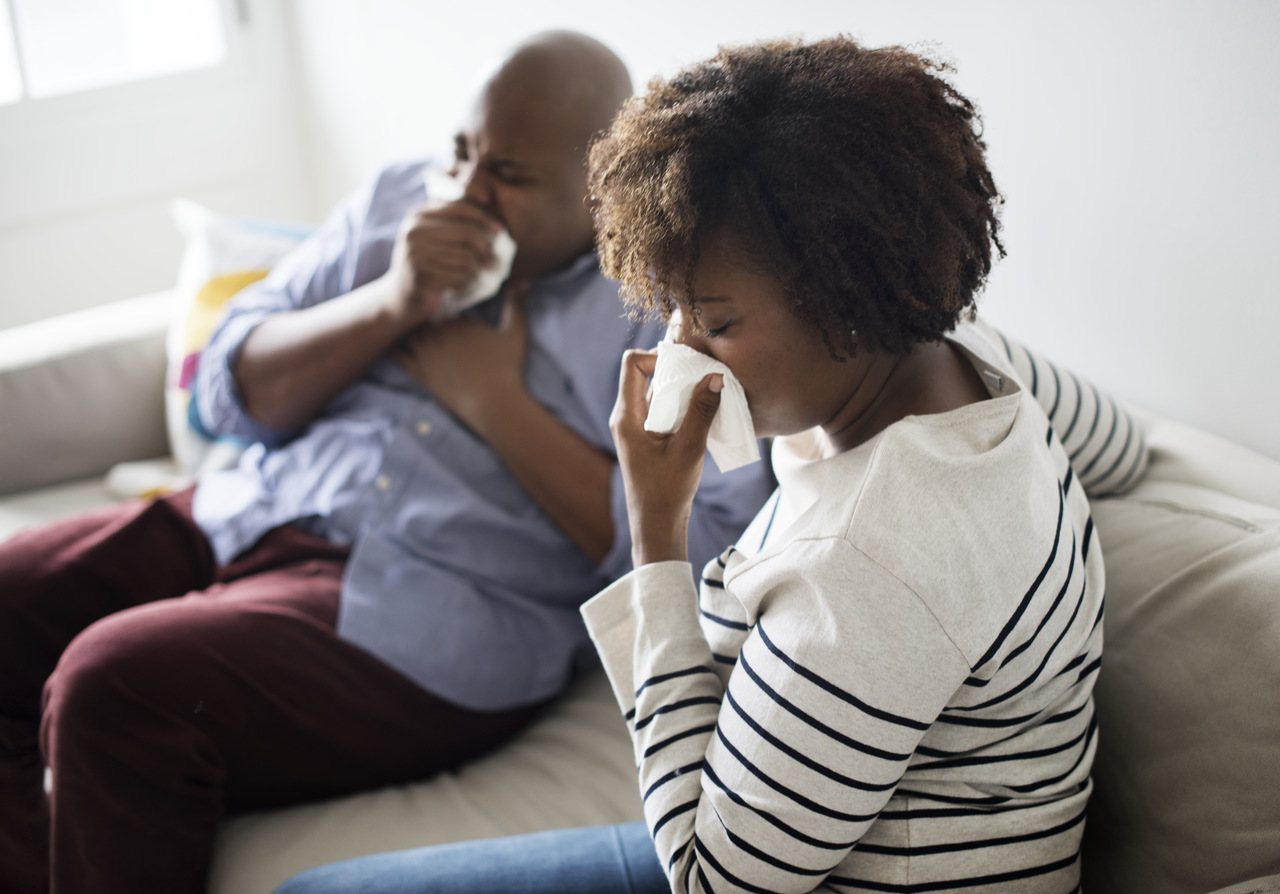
[480, 31, 633, 162]
[454, 32, 632, 279]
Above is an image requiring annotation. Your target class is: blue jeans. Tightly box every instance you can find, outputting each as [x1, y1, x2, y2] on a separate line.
[274, 821, 668, 894]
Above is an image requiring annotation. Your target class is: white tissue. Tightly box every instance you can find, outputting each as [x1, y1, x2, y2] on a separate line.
[644, 336, 760, 472]
[434, 229, 516, 320]
[422, 168, 517, 321]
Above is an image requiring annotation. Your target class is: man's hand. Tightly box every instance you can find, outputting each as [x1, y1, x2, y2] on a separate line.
[384, 200, 505, 329]
[395, 284, 529, 432]
[610, 349, 722, 567]
[397, 285, 617, 564]
[232, 200, 508, 433]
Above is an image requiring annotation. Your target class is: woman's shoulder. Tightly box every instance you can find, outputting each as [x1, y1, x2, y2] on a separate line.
[871, 403, 1080, 647]
[750, 387, 1070, 646]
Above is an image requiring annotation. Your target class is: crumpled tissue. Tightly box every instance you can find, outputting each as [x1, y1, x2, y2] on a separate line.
[644, 335, 760, 472]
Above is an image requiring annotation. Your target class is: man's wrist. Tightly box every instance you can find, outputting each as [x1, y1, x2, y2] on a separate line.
[364, 271, 432, 338]
[467, 384, 534, 444]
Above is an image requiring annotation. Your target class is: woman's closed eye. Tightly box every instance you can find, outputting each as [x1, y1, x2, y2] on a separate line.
[693, 313, 734, 338]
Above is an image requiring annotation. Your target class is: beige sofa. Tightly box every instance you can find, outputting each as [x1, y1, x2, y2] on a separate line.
[2, 295, 1277, 894]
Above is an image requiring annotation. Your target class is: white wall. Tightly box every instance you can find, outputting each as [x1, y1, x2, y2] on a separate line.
[0, 0, 314, 330]
[287, 0, 1280, 461]
[3, 1, 1275, 461]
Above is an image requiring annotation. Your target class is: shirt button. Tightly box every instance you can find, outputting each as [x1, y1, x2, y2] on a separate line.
[374, 475, 391, 492]
[416, 420, 432, 437]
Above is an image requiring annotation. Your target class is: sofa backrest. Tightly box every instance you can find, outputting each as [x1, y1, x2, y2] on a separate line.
[0, 292, 173, 496]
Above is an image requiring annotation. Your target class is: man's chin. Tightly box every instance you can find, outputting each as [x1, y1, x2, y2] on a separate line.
[511, 249, 590, 281]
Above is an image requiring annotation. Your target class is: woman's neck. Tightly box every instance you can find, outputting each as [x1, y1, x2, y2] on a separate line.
[822, 339, 990, 454]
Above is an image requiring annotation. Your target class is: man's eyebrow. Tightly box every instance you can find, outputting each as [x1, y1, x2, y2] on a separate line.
[452, 134, 527, 165]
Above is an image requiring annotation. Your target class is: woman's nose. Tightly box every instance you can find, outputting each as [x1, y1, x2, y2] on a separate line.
[670, 309, 706, 351]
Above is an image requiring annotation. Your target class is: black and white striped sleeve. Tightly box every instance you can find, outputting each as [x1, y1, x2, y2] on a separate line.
[582, 547, 971, 894]
[973, 319, 1148, 496]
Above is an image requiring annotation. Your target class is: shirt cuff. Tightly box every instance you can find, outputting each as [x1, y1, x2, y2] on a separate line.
[196, 309, 295, 447]
[581, 560, 698, 712]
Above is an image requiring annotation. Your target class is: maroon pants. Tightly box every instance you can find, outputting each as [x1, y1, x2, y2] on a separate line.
[0, 489, 543, 894]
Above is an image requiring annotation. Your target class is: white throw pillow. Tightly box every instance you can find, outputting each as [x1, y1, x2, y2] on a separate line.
[165, 199, 312, 481]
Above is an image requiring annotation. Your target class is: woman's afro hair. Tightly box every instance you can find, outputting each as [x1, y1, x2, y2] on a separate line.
[588, 36, 1005, 356]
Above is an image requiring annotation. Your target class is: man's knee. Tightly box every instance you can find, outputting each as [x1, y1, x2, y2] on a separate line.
[41, 608, 200, 761]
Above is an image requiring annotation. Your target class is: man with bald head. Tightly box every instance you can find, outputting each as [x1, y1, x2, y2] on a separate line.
[0, 31, 773, 894]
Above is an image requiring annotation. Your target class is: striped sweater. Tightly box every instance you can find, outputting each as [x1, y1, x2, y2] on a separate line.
[582, 323, 1121, 893]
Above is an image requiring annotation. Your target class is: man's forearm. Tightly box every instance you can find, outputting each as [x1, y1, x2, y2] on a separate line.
[470, 391, 615, 565]
[234, 276, 407, 431]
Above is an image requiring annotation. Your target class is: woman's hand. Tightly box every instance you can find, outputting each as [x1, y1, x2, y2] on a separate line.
[610, 349, 723, 567]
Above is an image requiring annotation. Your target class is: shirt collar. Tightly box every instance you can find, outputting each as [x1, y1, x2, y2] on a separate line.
[531, 250, 601, 289]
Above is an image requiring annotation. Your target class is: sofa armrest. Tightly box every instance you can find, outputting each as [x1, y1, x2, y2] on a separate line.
[0, 291, 175, 496]
[1135, 405, 1280, 511]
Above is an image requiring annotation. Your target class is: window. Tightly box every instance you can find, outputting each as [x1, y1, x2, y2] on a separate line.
[0, 3, 20, 103]
[0, 0, 226, 104]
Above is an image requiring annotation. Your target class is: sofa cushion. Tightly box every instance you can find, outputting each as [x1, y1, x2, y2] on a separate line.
[1206, 876, 1280, 894]
[1084, 479, 1280, 894]
[208, 668, 642, 894]
[0, 478, 120, 542]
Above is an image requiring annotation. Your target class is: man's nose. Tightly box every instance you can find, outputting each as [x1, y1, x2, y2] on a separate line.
[460, 164, 496, 209]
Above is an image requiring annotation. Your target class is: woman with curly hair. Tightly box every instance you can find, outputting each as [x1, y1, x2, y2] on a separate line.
[280, 35, 1121, 894]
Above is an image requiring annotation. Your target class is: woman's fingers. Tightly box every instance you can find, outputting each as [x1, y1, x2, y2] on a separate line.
[613, 349, 659, 431]
[674, 373, 722, 451]
[629, 350, 658, 378]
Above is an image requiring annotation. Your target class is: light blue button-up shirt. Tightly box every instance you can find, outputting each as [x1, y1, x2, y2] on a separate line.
[192, 159, 775, 709]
